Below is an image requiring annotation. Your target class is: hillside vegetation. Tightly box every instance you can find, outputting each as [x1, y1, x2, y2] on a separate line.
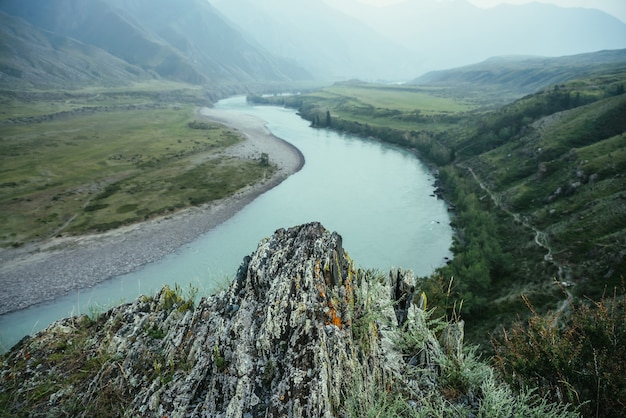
[251, 54, 626, 414]
[410, 49, 626, 103]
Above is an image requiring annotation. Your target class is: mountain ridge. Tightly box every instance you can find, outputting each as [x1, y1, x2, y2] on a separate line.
[1, 0, 624, 86]
[323, 0, 626, 78]
[0, 0, 311, 87]
[210, 0, 417, 81]
[410, 48, 626, 99]
[0, 11, 153, 89]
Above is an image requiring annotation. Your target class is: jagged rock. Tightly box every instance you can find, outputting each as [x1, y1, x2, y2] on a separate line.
[0, 223, 465, 417]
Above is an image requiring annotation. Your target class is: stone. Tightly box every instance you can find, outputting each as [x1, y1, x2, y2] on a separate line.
[0, 222, 461, 417]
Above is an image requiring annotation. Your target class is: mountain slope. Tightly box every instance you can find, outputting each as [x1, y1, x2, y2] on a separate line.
[0, 11, 152, 89]
[0, 0, 310, 85]
[411, 49, 626, 99]
[457, 86, 626, 298]
[250, 61, 626, 331]
[210, 0, 416, 81]
[104, 0, 310, 83]
[0, 0, 204, 84]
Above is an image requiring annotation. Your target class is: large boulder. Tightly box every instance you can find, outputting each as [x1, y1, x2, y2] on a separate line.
[0, 223, 463, 417]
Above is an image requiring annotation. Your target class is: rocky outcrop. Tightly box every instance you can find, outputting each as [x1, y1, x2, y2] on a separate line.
[0, 223, 573, 417]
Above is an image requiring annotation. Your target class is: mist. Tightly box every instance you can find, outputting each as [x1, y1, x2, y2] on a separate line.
[2, 0, 624, 85]
[210, 0, 626, 81]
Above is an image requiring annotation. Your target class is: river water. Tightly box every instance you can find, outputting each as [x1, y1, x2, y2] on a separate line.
[0, 97, 452, 351]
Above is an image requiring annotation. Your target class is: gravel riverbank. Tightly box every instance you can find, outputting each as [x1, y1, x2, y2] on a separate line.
[0, 106, 304, 315]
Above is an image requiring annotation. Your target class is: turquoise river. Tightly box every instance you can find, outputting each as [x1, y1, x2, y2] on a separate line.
[0, 96, 453, 351]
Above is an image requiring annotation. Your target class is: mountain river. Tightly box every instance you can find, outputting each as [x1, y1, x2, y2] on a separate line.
[0, 96, 453, 351]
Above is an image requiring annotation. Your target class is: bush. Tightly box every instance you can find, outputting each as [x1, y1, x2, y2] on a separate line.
[84, 203, 109, 212]
[187, 120, 212, 130]
[492, 282, 626, 417]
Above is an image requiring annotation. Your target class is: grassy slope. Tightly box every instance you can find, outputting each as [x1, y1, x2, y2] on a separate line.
[259, 81, 479, 132]
[0, 84, 274, 247]
[411, 49, 626, 104]
[469, 93, 626, 298]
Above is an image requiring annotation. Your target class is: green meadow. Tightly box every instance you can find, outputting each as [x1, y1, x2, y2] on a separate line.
[310, 83, 475, 113]
[0, 88, 273, 247]
[260, 81, 478, 133]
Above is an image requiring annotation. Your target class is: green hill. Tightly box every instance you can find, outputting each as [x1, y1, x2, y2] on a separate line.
[451, 77, 626, 300]
[410, 49, 626, 103]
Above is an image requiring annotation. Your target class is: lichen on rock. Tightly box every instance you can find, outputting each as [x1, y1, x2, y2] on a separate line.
[0, 222, 578, 417]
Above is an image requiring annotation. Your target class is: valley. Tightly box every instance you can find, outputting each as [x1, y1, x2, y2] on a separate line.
[254, 55, 626, 341]
[0, 85, 277, 248]
[1, 0, 625, 415]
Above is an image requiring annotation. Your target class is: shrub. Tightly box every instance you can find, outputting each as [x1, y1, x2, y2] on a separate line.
[116, 203, 138, 214]
[84, 203, 109, 212]
[187, 120, 212, 130]
[492, 282, 626, 417]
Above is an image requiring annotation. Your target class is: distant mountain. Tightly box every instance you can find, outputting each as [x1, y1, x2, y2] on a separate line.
[410, 49, 626, 98]
[0, 11, 151, 89]
[103, 0, 311, 83]
[2, 0, 624, 87]
[209, 0, 417, 81]
[0, 0, 310, 86]
[326, 0, 626, 77]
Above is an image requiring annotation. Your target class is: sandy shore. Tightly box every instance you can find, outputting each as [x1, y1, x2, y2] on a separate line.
[0, 106, 304, 315]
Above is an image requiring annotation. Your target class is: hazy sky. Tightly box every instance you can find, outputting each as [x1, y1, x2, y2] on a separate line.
[356, 0, 603, 5]
[353, 0, 625, 22]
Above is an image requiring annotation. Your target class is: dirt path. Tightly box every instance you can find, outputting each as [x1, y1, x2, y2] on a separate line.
[460, 165, 565, 282]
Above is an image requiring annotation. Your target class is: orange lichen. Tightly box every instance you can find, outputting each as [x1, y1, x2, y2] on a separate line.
[327, 300, 342, 329]
[330, 308, 342, 328]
